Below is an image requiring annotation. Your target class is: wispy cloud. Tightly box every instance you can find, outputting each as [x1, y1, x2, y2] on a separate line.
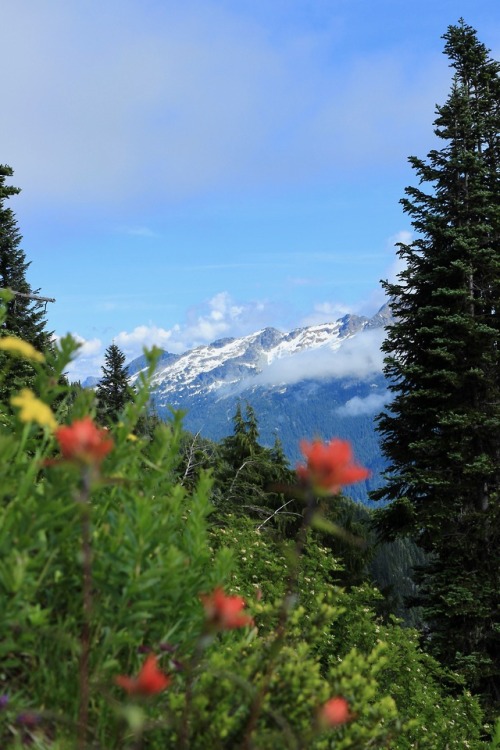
[352, 229, 414, 314]
[300, 301, 355, 326]
[335, 391, 389, 417]
[254, 328, 386, 387]
[384, 230, 414, 286]
[67, 291, 277, 380]
[179, 262, 293, 271]
[115, 325, 175, 353]
[66, 287, 392, 383]
[59, 334, 104, 382]
[286, 277, 315, 287]
[2, 2, 450, 211]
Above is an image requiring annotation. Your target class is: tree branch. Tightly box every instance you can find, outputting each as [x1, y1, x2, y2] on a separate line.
[3, 288, 56, 303]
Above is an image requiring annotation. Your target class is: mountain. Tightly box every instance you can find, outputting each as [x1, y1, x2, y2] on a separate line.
[81, 375, 100, 389]
[128, 305, 393, 503]
[127, 350, 180, 377]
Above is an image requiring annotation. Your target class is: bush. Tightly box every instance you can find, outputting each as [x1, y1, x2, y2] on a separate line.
[0, 320, 489, 748]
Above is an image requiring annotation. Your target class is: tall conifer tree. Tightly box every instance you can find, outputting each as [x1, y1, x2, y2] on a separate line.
[373, 21, 500, 710]
[0, 165, 50, 347]
[96, 343, 134, 424]
[216, 403, 295, 528]
[0, 165, 51, 400]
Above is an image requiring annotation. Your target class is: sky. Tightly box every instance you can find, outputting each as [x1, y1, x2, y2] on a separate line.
[2, 0, 499, 380]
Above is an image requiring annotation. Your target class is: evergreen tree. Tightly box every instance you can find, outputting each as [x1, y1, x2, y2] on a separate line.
[373, 21, 500, 710]
[0, 165, 50, 347]
[0, 165, 52, 400]
[216, 403, 297, 531]
[96, 343, 134, 424]
[220, 402, 256, 468]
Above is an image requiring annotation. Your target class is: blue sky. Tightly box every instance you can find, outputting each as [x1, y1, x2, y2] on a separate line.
[2, 0, 499, 380]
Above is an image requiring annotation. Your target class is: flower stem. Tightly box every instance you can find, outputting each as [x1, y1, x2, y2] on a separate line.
[239, 488, 318, 749]
[177, 638, 208, 750]
[77, 469, 93, 750]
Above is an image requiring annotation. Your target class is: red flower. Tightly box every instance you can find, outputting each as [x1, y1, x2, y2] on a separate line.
[115, 654, 171, 696]
[201, 587, 254, 630]
[320, 696, 351, 726]
[296, 439, 370, 494]
[55, 417, 114, 465]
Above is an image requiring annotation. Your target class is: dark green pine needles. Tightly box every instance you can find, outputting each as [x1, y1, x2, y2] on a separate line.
[96, 343, 134, 424]
[0, 164, 53, 400]
[372, 20, 500, 714]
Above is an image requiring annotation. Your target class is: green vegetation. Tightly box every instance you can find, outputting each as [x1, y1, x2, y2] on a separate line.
[0, 165, 52, 400]
[96, 342, 135, 424]
[0, 329, 490, 748]
[1, 17, 499, 750]
[372, 20, 500, 714]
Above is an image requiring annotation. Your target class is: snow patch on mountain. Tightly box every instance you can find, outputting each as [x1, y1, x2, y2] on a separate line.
[128, 304, 392, 406]
[253, 328, 385, 388]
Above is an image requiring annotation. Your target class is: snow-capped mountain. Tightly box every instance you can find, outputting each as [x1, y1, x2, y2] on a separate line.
[128, 304, 393, 503]
[130, 306, 390, 404]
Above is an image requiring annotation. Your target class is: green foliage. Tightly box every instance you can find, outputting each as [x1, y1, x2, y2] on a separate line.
[369, 536, 426, 627]
[209, 518, 487, 749]
[215, 402, 300, 534]
[0, 165, 49, 346]
[159, 627, 402, 749]
[96, 342, 135, 424]
[177, 429, 220, 491]
[0, 166, 52, 401]
[171, 375, 388, 506]
[0, 298, 491, 747]
[372, 20, 500, 711]
[312, 496, 374, 590]
[0, 336, 233, 747]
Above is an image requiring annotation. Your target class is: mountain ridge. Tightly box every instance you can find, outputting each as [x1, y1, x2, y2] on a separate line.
[125, 304, 393, 503]
[128, 304, 390, 400]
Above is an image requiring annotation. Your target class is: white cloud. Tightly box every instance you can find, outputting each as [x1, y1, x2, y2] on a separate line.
[74, 335, 102, 357]
[60, 334, 104, 382]
[177, 292, 274, 350]
[335, 391, 389, 417]
[356, 229, 414, 313]
[389, 230, 413, 248]
[66, 291, 276, 380]
[255, 328, 386, 387]
[115, 325, 174, 355]
[0, 2, 300, 205]
[385, 230, 413, 285]
[183, 292, 239, 334]
[300, 301, 354, 327]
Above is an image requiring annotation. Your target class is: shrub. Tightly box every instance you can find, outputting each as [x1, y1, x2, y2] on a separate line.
[0, 319, 489, 748]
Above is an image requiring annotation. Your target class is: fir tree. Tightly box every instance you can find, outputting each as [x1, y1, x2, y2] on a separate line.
[0, 165, 50, 347]
[0, 165, 52, 400]
[96, 343, 134, 424]
[373, 21, 500, 711]
[216, 403, 297, 531]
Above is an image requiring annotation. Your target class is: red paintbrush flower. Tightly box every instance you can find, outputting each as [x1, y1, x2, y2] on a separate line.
[115, 654, 171, 696]
[320, 696, 352, 726]
[55, 417, 114, 466]
[201, 587, 254, 630]
[296, 439, 370, 494]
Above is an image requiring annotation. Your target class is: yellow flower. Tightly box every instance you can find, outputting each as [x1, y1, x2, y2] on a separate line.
[127, 433, 138, 441]
[0, 337, 45, 363]
[11, 389, 58, 431]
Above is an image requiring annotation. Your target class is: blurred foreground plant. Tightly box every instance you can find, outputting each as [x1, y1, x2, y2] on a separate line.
[0, 306, 490, 748]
